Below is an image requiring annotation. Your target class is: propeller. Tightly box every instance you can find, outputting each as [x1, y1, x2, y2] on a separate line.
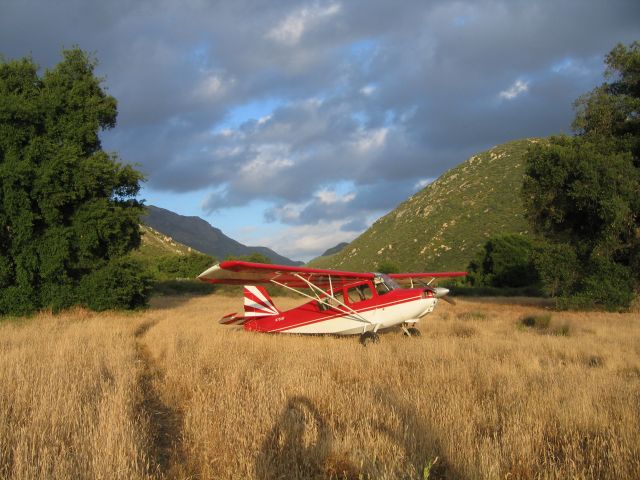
[433, 287, 456, 305]
[424, 286, 457, 305]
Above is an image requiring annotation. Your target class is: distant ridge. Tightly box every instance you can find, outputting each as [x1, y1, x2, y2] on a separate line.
[142, 205, 303, 266]
[309, 139, 536, 272]
[319, 242, 349, 257]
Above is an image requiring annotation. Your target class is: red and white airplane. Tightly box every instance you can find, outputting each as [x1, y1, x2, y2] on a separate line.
[198, 261, 466, 344]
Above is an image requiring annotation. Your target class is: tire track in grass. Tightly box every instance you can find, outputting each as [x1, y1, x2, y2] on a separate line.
[134, 320, 188, 478]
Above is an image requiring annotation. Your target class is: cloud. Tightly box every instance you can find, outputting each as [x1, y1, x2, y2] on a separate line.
[499, 79, 529, 100]
[252, 220, 361, 260]
[414, 178, 434, 190]
[1, 0, 639, 259]
[267, 2, 342, 46]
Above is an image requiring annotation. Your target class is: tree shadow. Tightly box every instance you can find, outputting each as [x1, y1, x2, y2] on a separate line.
[369, 388, 463, 479]
[256, 393, 462, 479]
[147, 292, 209, 310]
[255, 396, 349, 480]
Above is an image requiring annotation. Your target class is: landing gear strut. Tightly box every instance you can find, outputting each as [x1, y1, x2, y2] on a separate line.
[359, 331, 380, 346]
[402, 325, 422, 337]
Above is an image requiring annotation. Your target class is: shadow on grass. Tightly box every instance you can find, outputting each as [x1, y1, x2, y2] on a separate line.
[255, 396, 336, 479]
[147, 280, 215, 310]
[371, 388, 461, 479]
[256, 392, 461, 479]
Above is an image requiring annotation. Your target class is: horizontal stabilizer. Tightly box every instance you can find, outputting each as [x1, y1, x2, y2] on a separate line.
[219, 313, 247, 325]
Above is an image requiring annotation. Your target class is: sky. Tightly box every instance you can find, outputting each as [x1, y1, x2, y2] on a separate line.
[1, 0, 639, 261]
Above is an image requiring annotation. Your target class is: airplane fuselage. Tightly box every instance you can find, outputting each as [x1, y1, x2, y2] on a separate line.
[244, 281, 437, 335]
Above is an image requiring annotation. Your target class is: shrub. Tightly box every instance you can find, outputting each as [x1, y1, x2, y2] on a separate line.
[79, 259, 152, 311]
[157, 252, 215, 280]
[377, 261, 400, 274]
[467, 234, 540, 288]
[570, 257, 635, 311]
[520, 314, 551, 330]
[519, 314, 572, 336]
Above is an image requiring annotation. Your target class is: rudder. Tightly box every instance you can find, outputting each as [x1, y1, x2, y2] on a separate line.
[244, 285, 280, 318]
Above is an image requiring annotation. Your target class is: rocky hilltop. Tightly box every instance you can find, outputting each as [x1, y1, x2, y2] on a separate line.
[309, 139, 537, 271]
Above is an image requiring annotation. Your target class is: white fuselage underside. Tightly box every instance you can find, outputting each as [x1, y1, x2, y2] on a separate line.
[280, 296, 438, 335]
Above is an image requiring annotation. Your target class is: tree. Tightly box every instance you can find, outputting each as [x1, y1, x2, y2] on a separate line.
[466, 234, 539, 288]
[522, 41, 640, 310]
[157, 252, 216, 279]
[531, 241, 579, 298]
[0, 49, 147, 314]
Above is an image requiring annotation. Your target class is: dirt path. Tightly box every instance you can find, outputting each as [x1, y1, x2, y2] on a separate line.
[133, 321, 187, 479]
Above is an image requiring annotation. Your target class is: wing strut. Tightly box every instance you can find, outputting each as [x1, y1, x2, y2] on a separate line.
[269, 274, 371, 324]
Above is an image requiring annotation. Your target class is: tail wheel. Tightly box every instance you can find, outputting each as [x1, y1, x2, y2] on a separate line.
[360, 331, 380, 346]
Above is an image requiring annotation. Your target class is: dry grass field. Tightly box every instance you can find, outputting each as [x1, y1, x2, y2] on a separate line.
[0, 294, 639, 479]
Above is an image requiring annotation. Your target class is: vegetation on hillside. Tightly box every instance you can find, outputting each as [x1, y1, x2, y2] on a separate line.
[523, 41, 640, 310]
[310, 139, 534, 272]
[128, 225, 217, 296]
[0, 49, 148, 314]
[224, 252, 273, 264]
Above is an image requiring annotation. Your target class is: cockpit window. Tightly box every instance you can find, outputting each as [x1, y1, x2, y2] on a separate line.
[375, 282, 389, 296]
[318, 290, 344, 311]
[373, 273, 400, 295]
[346, 284, 373, 303]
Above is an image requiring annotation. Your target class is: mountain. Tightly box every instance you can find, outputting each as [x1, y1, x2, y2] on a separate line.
[309, 139, 536, 272]
[142, 205, 303, 266]
[320, 242, 349, 257]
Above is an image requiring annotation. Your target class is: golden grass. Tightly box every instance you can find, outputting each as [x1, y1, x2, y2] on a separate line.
[1, 295, 639, 479]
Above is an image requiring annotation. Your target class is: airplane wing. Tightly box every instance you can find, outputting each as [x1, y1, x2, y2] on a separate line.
[197, 261, 374, 290]
[387, 271, 466, 287]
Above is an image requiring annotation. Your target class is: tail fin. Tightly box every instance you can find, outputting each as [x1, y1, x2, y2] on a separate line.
[243, 285, 280, 318]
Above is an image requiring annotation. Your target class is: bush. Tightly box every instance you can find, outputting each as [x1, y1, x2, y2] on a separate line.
[532, 242, 580, 298]
[570, 257, 635, 311]
[520, 314, 551, 330]
[157, 252, 215, 279]
[79, 259, 152, 311]
[377, 261, 400, 274]
[519, 314, 572, 336]
[467, 234, 540, 288]
[449, 286, 544, 297]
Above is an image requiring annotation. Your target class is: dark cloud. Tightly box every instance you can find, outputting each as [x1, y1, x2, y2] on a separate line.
[1, 0, 639, 258]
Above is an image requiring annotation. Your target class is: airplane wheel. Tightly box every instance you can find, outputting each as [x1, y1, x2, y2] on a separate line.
[404, 327, 421, 337]
[360, 331, 380, 346]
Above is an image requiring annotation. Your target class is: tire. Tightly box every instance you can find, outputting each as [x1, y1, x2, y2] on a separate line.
[360, 331, 380, 346]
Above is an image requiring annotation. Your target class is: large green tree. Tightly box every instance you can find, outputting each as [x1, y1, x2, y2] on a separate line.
[523, 41, 640, 310]
[0, 49, 148, 314]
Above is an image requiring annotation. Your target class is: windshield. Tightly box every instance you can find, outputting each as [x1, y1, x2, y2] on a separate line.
[374, 273, 401, 293]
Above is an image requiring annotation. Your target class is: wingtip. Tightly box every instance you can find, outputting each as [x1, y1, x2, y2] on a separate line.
[197, 263, 222, 281]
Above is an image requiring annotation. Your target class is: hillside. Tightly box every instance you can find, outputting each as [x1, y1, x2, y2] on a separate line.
[320, 242, 349, 257]
[130, 224, 201, 262]
[309, 139, 537, 272]
[142, 205, 303, 266]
